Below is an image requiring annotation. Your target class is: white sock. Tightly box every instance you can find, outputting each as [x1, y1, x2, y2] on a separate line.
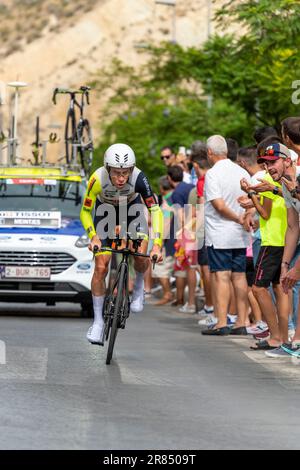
[133, 272, 144, 297]
[92, 295, 105, 326]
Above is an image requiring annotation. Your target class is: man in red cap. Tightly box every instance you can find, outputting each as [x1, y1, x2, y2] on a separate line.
[241, 143, 291, 351]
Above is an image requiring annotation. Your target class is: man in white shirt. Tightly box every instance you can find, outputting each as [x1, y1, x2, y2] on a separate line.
[202, 135, 250, 336]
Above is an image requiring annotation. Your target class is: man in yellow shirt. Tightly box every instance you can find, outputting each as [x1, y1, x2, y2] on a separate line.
[242, 143, 290, 350]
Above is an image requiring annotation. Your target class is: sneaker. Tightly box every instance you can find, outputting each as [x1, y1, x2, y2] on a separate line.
[196, 305, 214, 317]
[87, 323, 104, 345]
[198, 314, 218, 327]
[254, 329, 270, 340]
[179, 302, 196, 313]
[281, 343, 300, 358]
[227, 314, 237, 326]
[130, 290, 145, 313]
[247, 321, 268, 335]
[265, 344, 292, 358]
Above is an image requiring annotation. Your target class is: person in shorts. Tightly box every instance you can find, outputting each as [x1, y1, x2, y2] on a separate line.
[242, 143, 290, 349]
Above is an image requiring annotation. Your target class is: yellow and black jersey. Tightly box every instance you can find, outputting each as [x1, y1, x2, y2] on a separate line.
[80, 167, 163, 246]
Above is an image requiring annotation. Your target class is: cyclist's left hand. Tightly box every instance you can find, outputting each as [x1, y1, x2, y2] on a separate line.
[150, 245, 163, 264]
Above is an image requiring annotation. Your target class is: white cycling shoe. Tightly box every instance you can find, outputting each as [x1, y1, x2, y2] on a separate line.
[130, 290, 145, 313]
[87, 323, 104, 346]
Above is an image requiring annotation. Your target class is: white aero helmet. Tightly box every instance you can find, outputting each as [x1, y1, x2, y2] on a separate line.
[104, 143, 136, 169]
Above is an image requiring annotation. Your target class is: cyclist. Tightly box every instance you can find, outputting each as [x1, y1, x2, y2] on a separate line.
[80, 143, 163, 345]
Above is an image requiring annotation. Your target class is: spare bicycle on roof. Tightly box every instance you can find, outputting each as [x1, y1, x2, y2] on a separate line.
[52, 86, 94, 177]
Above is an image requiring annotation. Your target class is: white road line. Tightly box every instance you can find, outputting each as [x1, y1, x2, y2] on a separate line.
[0, 346, 48, 381]
[229, 337, 300, 387]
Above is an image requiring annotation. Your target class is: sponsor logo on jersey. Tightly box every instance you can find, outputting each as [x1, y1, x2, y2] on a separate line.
[87, 177, 96, 195]
[142, 176, 151, 195]
[144, 196, 156, 208]
[84, 197, 93, 208]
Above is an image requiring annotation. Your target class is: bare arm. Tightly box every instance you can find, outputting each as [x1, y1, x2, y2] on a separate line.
[283, 207, 300, 266]
[250, 194, 272, 220]
[281, 207, 300, 292]
[250, 179, 283, 197]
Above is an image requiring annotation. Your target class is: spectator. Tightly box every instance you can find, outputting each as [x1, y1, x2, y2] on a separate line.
[190, 150, 214, 318]
[226, 138, 239, 162]
[253, 126, 279, 144]
[280, 171, 300, 356]
[237, 146, 262, 177]
[237, 146, 266, 264]
[186, 148, 198, 185]
[167, 165, 196, 311]
[160, 146, 176, 167]
[281, 117, 300, 165]
[152, 176, 175, 305]
[176, 147, 192, 184]
[242, 143, 290, 350]
[201, 135, 250, 336]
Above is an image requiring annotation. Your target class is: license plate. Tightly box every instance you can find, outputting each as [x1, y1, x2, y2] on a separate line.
[0, 266, 51, 279]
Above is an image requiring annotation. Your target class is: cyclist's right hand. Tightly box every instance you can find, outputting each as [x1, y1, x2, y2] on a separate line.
[89, 235, 102, 253]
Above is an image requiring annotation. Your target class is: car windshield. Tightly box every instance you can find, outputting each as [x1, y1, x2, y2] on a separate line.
[0, 179, 85, 218]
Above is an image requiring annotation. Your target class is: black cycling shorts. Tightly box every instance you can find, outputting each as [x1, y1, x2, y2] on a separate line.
[94, 196, 148, 247]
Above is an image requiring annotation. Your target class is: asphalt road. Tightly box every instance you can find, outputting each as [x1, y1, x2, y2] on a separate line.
[0, 301, 300, 450]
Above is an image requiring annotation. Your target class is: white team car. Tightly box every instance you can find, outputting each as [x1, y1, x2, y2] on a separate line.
[0, 166, 94, 316]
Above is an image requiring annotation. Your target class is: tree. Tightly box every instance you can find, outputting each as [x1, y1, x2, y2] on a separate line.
[92, 0, 300, 185]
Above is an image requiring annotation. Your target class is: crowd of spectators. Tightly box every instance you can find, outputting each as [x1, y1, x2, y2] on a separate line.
[145, 116, 300, 358]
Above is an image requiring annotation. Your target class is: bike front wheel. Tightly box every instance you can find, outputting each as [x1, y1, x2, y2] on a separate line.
[106, 263, 127, 365]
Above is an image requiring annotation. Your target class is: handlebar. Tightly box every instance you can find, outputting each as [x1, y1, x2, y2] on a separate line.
[52, 86, 91, 105]
[93, 246, 158, 267]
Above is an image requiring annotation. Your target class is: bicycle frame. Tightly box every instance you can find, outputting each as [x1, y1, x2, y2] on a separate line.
[69, 92, 87, 122]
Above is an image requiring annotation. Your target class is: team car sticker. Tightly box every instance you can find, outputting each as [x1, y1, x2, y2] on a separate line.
[5, 178, 57, 185]
[0, 211, 61, 229]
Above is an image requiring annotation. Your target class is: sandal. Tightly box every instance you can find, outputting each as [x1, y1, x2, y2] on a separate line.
[250, 340, 279, 351]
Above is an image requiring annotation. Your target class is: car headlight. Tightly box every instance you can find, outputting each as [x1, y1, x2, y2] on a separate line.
[75, 233, 90, 248]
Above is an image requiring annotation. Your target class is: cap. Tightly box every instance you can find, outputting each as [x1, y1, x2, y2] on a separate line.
[257, 143, 291, 163]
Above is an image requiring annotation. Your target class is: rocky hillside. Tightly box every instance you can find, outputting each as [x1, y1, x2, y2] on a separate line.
[0, 0, 226, 164]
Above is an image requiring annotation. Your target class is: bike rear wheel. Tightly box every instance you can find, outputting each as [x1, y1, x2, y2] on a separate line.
[106, 263, 127, 365]
[78, 118, 93, 175]
[65, 109, 76, 165]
